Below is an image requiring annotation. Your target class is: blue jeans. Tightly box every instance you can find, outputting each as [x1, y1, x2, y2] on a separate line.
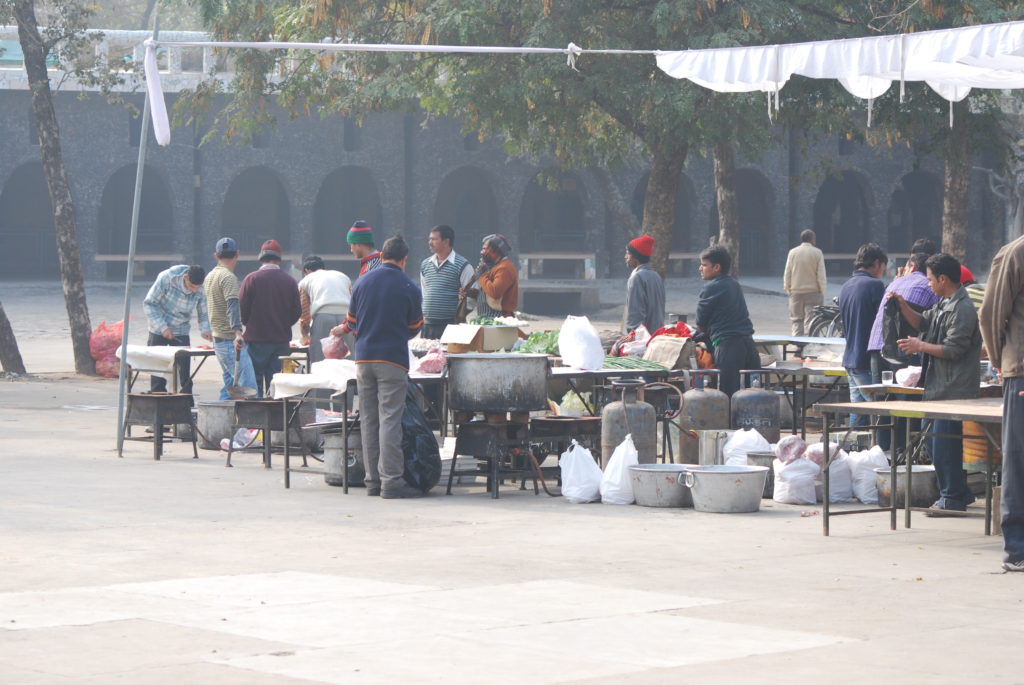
[1003, 377, 1024, 564]
[247, 341, 290, 398]
[845, 366, 874, 427]
[213, 338, 257, 401]
[929, 418, 974, 510]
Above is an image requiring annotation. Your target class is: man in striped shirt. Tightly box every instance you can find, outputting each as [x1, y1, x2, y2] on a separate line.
[347, 220, 381, 278]
[419, 225, 474, 340]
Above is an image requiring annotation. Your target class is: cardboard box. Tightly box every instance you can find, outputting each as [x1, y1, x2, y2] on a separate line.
[642, 336, 694, 369]
[440, 324, 527, 354]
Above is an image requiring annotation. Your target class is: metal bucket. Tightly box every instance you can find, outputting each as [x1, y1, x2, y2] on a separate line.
[683, 465, 769, 513]
[447, 353, 550, 412]
[628, 464, 693, 508]
[745, 451, 776, 499]
[323, 429, 364, 487]
[697, 429, 735, 466]
[194, 400, 235, 450]
[875, 465, 939, 508]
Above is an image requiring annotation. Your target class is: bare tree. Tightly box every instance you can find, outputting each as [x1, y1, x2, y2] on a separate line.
[0, 300, 26, 375]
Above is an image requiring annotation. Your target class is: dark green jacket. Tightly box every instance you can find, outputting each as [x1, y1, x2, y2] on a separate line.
[920, 286, 981, 401]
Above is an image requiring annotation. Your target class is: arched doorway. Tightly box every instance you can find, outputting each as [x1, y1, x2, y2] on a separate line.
[222, 167, 290, 274]
[432, 165, 498, 259]
[519, 170, 586, 253]
[98, 164, 174, 279]
[887, 171, 942, 252]
[708, 169, 776, 274]
[812, 170, 872, 254]
[631, 171, 696, 252]
[0, 162, 57, 279]
[313, 167, 382, 263]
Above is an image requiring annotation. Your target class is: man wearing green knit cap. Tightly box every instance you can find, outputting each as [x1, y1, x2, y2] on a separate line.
[347, 219, 381, 279]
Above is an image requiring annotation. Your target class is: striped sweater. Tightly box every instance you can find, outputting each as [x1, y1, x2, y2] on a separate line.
[420, 252, 471, 324]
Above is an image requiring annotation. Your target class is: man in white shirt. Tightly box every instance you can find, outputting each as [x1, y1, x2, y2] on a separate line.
[298, 255, 352, 363]
[783, 229, 827, 336]
[419, 225, 475, 339]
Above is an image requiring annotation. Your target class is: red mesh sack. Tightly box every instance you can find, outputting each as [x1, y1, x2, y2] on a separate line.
[90, 320, 124, 361]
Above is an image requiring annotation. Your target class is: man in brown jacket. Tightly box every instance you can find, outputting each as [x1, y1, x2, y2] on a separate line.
[979, 234, 1024, 572]
[783, 230, 827, 336]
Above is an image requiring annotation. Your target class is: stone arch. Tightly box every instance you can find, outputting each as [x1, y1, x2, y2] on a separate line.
[432, 165, 498, 258]
[313, 166, 382, 256]
[97, 164, 174, 279]
[812, 170, 872, 254]
[0, 161, 57, 279]
[630, 171, 696, 251]
[518, 169, 587, 255]
[887, 170, 942, 252]
[708, 168, 776, 274]
[222, 166, 290, 258]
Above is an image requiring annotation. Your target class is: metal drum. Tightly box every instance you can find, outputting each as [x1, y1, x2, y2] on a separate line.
[447, 353, 550, 413]
[601, 379, 657, 467]
[195, 400, 235, 450]
[679, 370, 730, 464]
[731, 371, 780, 444]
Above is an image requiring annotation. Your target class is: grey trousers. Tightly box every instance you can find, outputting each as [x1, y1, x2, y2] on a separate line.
[1003, 377, 1024, 564]
[356, 362, 408, 491]
[309, 312, 346, 364]
[788, 291, 823, 336]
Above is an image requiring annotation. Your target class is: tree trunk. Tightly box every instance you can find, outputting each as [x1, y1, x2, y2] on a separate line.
[590, 167, 641, 240]
[942, 107, 970, 262]
[713, 142, 741, 277]
[14, 0, 94, 375]
[140, 0, 158, 30]
[0, 300, 27, 375]
[642, 147, 688, 277]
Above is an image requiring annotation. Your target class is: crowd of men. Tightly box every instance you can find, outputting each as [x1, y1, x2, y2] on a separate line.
[140, 219, 1024, 570]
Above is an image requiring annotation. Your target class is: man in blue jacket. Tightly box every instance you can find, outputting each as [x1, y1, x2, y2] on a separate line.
[839, 243, 888, 425]
[346, 235, 424, 498]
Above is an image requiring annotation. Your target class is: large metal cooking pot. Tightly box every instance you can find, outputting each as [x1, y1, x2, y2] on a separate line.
[447, 353, 550, 412]
[683, 465, 770, 513]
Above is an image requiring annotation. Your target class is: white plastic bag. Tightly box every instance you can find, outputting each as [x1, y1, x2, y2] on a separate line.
[620, 325, 652, 357]
[558, 315, 605, 370]
[775, 434, 808, 464]
[722, 428, 771, 466]
[815, 458, 853, 503]
[560, 440, 603, 504]
[773, 457, 820, 505]
[600, 434, 639, 505]
[804, 442, 848, 468]
[847, 446, 890, 504]
[558, 390, 589, 418]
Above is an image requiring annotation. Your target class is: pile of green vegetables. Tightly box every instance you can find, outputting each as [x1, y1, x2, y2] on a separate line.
[516, 330, 560, 355]
[468, 316, 503, 326]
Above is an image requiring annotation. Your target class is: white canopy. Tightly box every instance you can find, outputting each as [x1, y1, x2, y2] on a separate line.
[143, 20, 1024, 146]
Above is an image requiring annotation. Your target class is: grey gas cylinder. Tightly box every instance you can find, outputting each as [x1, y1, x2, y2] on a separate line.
[600, 379, 657, 467]
[679, 370, 730, 464]
[730, 371, 780, 444]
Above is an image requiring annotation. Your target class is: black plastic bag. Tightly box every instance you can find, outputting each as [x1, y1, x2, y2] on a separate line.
[402, 382, 442, 492]
[881, 296, 926, 366]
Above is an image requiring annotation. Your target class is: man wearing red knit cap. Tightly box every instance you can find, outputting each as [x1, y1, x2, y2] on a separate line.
[623, 234, 665, 333]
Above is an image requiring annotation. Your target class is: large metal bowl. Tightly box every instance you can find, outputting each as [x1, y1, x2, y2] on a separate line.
[447, 353, 550, 412]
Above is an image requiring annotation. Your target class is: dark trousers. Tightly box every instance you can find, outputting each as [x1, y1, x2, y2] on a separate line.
[1003, 377, 1024, 564]
[421, 322, 451, 340]
[147, 332, 191, 393]
[714, 335, 760, 397]
[929, 418, 973, 509]
[247, 341, 290, 398]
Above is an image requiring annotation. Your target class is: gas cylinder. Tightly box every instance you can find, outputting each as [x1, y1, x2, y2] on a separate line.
[730, 371, 780, 444]
[600, 379, 657, 467]
[678, 370, 730, 464]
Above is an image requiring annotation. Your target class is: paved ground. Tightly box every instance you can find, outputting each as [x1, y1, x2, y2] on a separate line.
[2, 277, 1021, 683]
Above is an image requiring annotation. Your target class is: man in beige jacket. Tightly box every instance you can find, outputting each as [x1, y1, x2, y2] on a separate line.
[783, 230, 827, 336]
[979, 234, 1024, 572]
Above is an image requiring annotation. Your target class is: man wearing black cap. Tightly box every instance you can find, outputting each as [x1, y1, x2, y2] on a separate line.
[205, 237, 256, 400]
[239, 239, 301, 397]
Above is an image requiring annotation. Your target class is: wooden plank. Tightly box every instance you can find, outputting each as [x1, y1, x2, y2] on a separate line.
[95, 253, 184, 261]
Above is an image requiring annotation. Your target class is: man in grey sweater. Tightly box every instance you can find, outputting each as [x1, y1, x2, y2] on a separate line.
[623, 234, 665, 334]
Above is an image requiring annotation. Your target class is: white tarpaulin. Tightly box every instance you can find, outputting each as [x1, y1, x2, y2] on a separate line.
[143, 21, 1024, 146]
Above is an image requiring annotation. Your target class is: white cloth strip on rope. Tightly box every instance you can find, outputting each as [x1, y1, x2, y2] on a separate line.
[144, 21, 1024, 146]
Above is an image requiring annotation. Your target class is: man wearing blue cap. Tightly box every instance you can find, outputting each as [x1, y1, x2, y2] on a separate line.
[204, 237, 256, 400]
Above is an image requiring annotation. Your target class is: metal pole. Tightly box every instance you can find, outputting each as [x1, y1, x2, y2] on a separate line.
[116, 15, 160, 455]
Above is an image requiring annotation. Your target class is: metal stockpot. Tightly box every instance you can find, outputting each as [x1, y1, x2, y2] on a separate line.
[731, 371, 780, 444]
[447, 353, 550, 413]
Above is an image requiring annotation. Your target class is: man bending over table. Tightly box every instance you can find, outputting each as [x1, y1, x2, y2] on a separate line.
[143, 264, 212, 393]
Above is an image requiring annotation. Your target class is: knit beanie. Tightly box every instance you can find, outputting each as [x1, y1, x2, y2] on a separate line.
[346, 220, 375, 245]
[629, 234, 655, 258]
[258, 239, 282, 260]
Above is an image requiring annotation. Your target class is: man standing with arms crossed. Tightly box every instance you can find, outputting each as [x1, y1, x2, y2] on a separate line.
[346, 235, 424, 499]
[420, 225, 473, 339]
[783, 229, 827, 336]
[143, 264, 212, 394]
[239, 239, 301, 398]
[979, 234, 1024, 572]
[204, 237, 256, 400]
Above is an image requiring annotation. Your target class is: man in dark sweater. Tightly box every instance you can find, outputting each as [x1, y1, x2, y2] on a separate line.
[346, 235, 424, 498]
[239, 239, 302, 397]
[838, 243, 888, 425]
[695, 245, 759, 396]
